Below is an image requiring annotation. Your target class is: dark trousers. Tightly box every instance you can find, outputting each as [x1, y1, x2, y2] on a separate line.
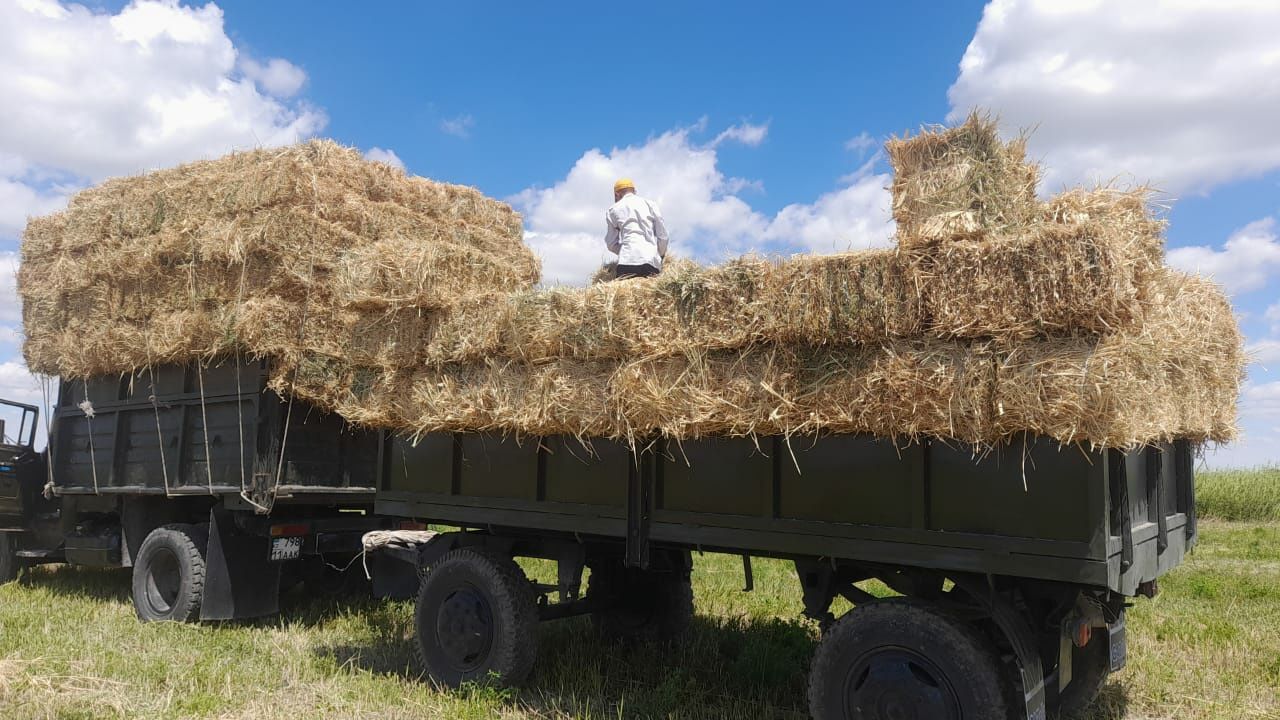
[616, 263, 660, 279]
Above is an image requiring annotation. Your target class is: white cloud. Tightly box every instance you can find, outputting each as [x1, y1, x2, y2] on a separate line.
[240, 57, 306, 97]
[363, 147, 405, 171]
[514, 123, 893, 285]
[0, 174, 73, 238]
[844, 132, 876, 155]
[1242, 381, 1280, 420]
[0, 253, 21, 326]
[0, 361, 45, 408]
[0, 0, 326, 447]
[1266, 302, 1280, 336]
[1167, 218, 1280, 295]
[949, 0, 1280, 194]
[1249, 340, 1280, 367]
[440, 114, 474, 139]
[766, 170, 893, 254]
[0, 0, 326, 202]
[712, 121, 769, 148]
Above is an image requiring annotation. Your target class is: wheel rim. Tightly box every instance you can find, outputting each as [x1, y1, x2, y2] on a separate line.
[434, 584, 495, 672]
[844, 647, 962, 720]
[145, 547, 181, 615]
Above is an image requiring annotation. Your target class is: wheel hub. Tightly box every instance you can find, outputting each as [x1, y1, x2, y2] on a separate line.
[844, 648, 961, 720]
[435, 586, 494, 671]
[145, 547, 180, 614]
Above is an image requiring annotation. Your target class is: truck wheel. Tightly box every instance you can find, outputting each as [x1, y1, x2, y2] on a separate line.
[0, 532, 22, 584]
[587, 560, 694, 643]
[132, 523, 208, 623]
[414, 548, 537, 688]
[808, 599, 1009, 720]
[1051, 634, 1111, 718]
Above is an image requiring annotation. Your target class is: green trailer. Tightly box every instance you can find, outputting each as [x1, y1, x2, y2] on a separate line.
[373, 432, 1196, 720]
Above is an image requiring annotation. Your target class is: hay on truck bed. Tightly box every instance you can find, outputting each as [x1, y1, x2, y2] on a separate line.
[20, 140, 540, 378]
[278, 266, 1239, 448]
[17, 115, 1245, 453]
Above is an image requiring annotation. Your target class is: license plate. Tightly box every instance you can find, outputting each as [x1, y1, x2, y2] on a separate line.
[1108, 615, 1127, 672]
[270, 536, 302, 561]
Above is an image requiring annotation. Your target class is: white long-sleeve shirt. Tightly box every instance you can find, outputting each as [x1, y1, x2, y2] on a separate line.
[604, 193, 669, 269]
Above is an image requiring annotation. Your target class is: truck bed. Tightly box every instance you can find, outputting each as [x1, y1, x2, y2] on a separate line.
[50, 360, 380, 501]
[376, 433, 1195, 594]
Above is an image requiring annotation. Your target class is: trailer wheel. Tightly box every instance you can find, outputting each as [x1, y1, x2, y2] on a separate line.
[132, 523, 208, 623]
[1051, 634, 1111, 718]
[586, 560, 694, 643]
[414, 548, 537, 688]
[0, 532, 22, 584]
[808, 599, 1009, 720]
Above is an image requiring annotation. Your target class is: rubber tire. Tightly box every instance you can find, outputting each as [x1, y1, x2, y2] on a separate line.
[586, 560, 694, 643]
[1052, 634, 1111, 719]
[0, 532, 21, 585]
[131, 523, 208, 623]
[808, 598, 1010, 720]
[414, 548, 538, 688]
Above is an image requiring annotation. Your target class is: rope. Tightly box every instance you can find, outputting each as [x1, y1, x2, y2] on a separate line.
[189, 232, 215, 496]
[141, 314, 173, 497]
[38, 376, 56, 499]
[265, 258, 316, 514]
[231, 256, 265, 512]
[145, 362, 173, 497]
[78, 390, 100, 495]
[196, 361, 215, 495]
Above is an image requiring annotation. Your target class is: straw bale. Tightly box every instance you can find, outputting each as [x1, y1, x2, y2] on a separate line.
[17, 127, 1243, 451]
[274, 270, 1240, 449]
[911, 217, 1161, 339]
[888, 112, 1040, 245]
[422, 253, 920, 364]
[20, 140, 538, 377]
[991, 270, 1242, 446]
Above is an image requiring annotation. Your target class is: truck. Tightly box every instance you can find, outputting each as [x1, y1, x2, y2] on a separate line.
[0, 358, 1196, 720]
[370, 431, 1194, 720]
[0, 358, 415, 622]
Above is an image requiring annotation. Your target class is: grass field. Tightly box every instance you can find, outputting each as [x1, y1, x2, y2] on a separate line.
[1, 469, 1277, 719]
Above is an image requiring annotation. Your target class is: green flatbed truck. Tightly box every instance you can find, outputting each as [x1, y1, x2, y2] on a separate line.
[372, 431, 1195, 720]
[0, 360, 416, 623]
[1, 357, 1197, 719]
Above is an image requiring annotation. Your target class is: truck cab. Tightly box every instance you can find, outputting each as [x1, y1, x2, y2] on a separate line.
[0, 399, 60, 583]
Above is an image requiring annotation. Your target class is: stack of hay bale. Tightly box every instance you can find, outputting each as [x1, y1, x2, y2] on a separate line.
[19, 114, 1243, 451]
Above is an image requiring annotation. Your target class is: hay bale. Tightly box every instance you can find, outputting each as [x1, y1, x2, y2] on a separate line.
[888, 112, 1040, 246]
[277, 265, 1240, 449]
[422, 253, 919, 363]
[911, 215, 1162, 339]
[17, 126, 1243, 452]
[991, 270, 1242, 446]
[20, 140, 538, 377]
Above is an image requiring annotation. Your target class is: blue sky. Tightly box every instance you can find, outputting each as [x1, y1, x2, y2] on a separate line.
[0, 0, 1278, 466]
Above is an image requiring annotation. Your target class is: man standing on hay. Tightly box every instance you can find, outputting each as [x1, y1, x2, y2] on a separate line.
[605, 178, 669, 279]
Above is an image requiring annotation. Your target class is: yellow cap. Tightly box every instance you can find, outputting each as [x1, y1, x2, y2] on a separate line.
[613, 178, 635, 193]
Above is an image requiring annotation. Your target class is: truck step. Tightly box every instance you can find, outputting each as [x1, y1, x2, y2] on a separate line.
[16, 548, 61, 560]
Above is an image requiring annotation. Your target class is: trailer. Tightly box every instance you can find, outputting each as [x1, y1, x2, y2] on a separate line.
[0, 359, 416, 621]
[371, 432, 1196, 720]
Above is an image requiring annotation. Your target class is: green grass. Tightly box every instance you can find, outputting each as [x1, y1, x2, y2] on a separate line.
[1197, 466, 1280, 521]
[2, 481, 1278, 718]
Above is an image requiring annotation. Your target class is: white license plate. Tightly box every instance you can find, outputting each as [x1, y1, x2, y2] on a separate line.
[270, 536, 302, 561]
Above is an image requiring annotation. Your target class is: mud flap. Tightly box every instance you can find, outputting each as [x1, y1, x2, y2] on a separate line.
[200, 507, 281, 620]
[369, 550, 419, 600]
